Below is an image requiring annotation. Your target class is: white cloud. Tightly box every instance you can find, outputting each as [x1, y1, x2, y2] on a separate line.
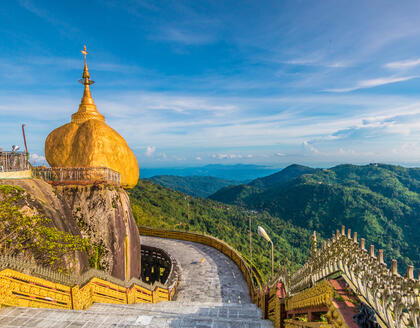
[283, 58, 349, 68]
[30, 153, 46, 164]
[142, 95, 237, 113]
[215, 153, 243, 159]
[158, 27, 216, 45]
[326, 62, 349, 68]
[146, 146, 156, 157]
[325, 76, 418, 93]
[195, 156, 202, 160]
[302, 141, 320, 154]
[214, 153, 253, 159]
[283, 59, 316, 65]
[338, 148, 356, 155]
[385, 58, 420, 69]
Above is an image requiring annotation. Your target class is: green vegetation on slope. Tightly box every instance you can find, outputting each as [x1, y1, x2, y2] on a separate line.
[146, 175, 239, 198]
[129, 180, 313, 279]
[210, 163, 420, 271]
[0, 184, 89, 273]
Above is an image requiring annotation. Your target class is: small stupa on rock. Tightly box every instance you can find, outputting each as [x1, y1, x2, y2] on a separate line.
[45, 46, 139, 188]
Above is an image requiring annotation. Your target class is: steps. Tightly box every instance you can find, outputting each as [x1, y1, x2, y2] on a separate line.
[90, 302, 272, 327]
[0, 302, 273, 328]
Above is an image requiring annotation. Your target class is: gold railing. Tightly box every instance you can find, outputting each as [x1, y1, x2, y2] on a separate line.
[285, 226, 419, 328]
[253, 226, 419, 328]
[137, 226, 265, 304]
[285, 280, 333, 312]
[267, 283, 282, 327]
[32, 166, 121, 186]
[284, 319, 333, 328]
[0, 251, 179, 310]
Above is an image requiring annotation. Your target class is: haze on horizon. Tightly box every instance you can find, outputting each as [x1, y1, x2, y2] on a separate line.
[1, 1, 420, 168]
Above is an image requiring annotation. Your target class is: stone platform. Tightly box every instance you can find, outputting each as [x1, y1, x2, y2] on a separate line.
[0, 236, 273, 328]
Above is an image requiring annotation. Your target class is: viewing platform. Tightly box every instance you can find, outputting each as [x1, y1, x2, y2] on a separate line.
[0, 151, 121, 186]
[32, 166, 121, 186]
[0, 151, 31, 179]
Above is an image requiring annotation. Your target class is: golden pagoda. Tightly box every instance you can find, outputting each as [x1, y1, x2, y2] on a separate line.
[45, 46, 139, 188]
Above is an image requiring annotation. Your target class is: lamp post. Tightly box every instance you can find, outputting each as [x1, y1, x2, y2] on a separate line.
[258, 226, 274, 279]
[185, 196, 190, 222]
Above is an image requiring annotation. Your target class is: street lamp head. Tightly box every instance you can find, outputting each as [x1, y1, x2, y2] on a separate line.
[258, 226, 272, 243]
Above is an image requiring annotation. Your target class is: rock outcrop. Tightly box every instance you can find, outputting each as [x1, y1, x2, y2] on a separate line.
[0, 178, 141, 280]
[57, 184, 141, 279]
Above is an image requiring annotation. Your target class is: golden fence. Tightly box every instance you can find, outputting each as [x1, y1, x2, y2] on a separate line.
[32, 166, 121, 186]
[267, 284, 281, 328]
[284, 320, 333, 328]
[0, 249, 179, 310]
[286, 226, 419, 328]
[285, 280, 333, 312]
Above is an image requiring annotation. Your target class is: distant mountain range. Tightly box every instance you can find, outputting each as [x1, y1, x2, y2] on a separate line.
[145, 175, 239, 198]
[209, 163, 420, 270]
[134, 163, 419, 272]
[141, 164, 279, 181]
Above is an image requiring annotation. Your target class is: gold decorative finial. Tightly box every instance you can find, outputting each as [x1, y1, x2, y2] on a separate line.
[81, 45, 87, 57]
[79, 45, 93, 86]
[71, 45, 105, 124]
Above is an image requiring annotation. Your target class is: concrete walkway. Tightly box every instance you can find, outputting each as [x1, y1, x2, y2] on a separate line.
[0, 236, 273, 328]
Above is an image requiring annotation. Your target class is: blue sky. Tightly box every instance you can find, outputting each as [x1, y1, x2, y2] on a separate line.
[2, 0, 420, 168]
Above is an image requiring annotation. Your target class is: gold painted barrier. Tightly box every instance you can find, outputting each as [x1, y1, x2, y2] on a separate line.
[284, 319, 333, 328]
[267, 285, 281, 327]
[32, 166, 121, 186]
[285, 280, 333, 312]
[0, 169, 32, 180]
[0, 252, 179, 310]
[0, 269, 72, 309]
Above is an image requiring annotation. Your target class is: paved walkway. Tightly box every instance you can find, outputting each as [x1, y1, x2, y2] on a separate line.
[0, 237, 272, 328]
[142, 236, 251, 305]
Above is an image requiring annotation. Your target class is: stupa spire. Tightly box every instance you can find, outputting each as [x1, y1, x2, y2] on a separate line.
[71, 45, 105, 124]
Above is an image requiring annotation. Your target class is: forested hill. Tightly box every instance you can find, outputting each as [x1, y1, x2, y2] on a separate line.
[146, 175, 239, 198]
[248, 164, 316, 189]
[209, 163, 420, 270]
[129, 180, 313, 278]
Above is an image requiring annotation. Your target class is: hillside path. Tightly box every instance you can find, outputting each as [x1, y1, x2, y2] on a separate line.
[142, 235, 251, 304]
[0, 236, 272, 327]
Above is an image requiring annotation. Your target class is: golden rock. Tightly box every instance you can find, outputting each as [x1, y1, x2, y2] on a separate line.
[45, 46, 139, 188]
